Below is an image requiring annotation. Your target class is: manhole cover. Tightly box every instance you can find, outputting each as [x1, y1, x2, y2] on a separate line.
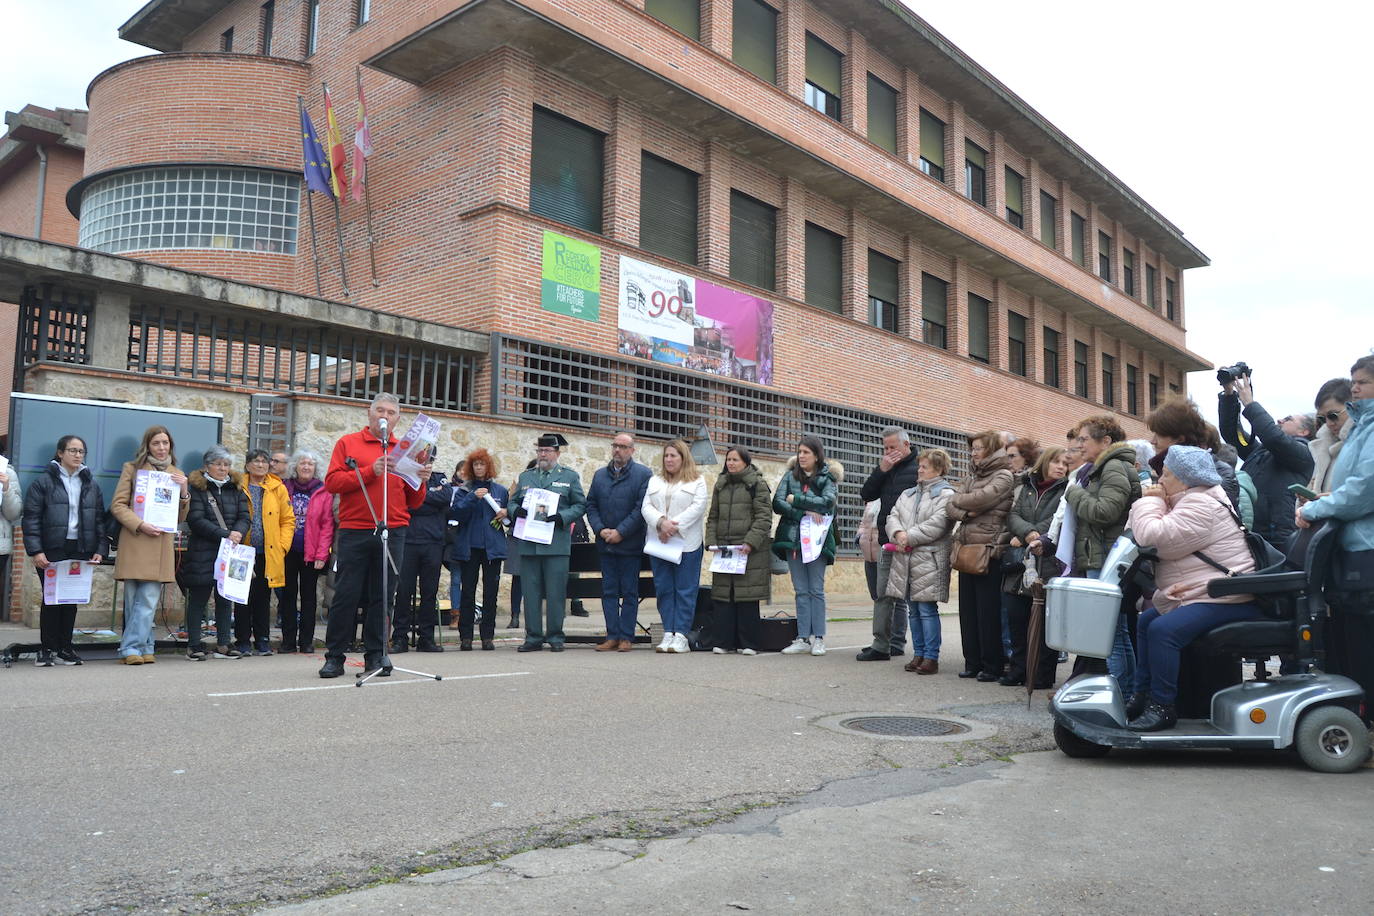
[839, 716, 971, 737]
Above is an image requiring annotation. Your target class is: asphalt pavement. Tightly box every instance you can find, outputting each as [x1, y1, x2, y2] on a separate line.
[2, 612, 1371, 915]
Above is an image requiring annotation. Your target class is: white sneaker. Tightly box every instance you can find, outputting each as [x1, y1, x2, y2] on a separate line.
[711, 646, 727, 655]
[670, 633, 690, 653]
[740, 648, 757, 656]
[810, 637, 826, 656]
[656, 633, 674, 653]
[780, 638, 809, 654]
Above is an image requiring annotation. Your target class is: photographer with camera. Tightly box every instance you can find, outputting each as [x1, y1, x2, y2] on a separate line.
[1217, 363, 1315, 550]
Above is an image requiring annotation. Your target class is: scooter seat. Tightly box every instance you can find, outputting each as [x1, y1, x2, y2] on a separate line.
[1192, 619, 1292, 656]
[1207, 569, 1306, 598]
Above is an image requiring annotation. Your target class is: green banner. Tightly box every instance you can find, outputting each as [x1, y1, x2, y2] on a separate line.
[541, 231, 601, 322]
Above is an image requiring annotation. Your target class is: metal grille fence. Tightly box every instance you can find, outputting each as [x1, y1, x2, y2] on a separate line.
[16, 284, 93, 385]
[491, 334, 968, 554]
[127, 304, 479, 412]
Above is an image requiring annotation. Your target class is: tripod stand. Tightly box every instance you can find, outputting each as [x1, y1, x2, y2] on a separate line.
[346, 441, 441, 687]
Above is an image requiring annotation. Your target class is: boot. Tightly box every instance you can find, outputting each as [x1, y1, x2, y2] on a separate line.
[507, 614, 520, 630]
[1126, 702, 1177, 732]
[460, 639, 474, 651]
[1125, 692, 1149, 721]
[481, 639, 495, 651]
[569, 600, 589, 617]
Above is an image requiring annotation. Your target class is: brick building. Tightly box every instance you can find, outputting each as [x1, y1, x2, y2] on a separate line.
[4, 0, 1208, 612]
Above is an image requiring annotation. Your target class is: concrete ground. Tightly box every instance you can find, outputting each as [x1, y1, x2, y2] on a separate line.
[2, 608, 1371, 915]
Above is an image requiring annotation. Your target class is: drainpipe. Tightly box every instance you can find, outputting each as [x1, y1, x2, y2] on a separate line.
[33, 144, 48, 239]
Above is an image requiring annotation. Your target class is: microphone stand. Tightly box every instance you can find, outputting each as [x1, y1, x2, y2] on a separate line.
[349, 420, 441, 687]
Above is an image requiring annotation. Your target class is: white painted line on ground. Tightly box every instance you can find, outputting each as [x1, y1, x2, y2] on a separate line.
[207, 671, 532, 697]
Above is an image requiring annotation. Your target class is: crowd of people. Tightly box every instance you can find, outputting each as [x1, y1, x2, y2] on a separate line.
[15, 353, 1374, 713]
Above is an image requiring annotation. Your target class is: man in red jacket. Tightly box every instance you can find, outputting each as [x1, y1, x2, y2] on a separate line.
[319, 393, 428, 677]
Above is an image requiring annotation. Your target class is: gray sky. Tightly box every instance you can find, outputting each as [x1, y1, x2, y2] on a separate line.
[3, 0, 1369, 426]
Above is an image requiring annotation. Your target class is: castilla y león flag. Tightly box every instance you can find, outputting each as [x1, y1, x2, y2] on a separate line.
[351, 69, 374, 203]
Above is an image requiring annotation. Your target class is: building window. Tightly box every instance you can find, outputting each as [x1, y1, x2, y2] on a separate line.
[305, 0, 320, 55]
[1005, 167, 1024, 228]
[220, 27, 234, 51]
[867, 75, 897, 154]
[921, 273, 948, 349]
[356, 0, 371, 26]
[1170, 382, 1181, 395]
[646, 0, 700, 40]
[1146, 264, 1158, 309]
[1123, 249, 1136, 296]
[77, 166, 300, 254]
[1149, 373, 1160, 411]
[1043, 327, 1061, 388]
[918, 109, 945, 181]
[730, 190, 776, 291]
[640, 153, 698, 265]
[1074, 340, 1089, 397]
[868, 249, 899, 333]
[804, 33, 842, 121]
[732, 0, 777, 84]
[1166, 277, 1177, 321]
[804, 222, 843, 313]
[1102, 354, 1116, 407]
[965, 141, 987, 207]
[1008, 311, 1027, 377]
[530, 107, 604, 234]
[1071, 211, 1086, 266]
[1098, 231, 1113, 281]
[1040, 190, 1057, 248]
[967, 293, 990, 363]
[260, 1, 275, 54]
[1127, 364, 1139, 415]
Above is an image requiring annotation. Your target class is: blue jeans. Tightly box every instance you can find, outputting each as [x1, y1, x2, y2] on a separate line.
[599, 552, 642, 642]
[907, 601, 941, 660]
[1085, 569, 1135, 696]
[787, 552, 827, 639]
[1135, 602, 1262, 704]
[119, 580, 161, 657]
[650, 546, 703, 635]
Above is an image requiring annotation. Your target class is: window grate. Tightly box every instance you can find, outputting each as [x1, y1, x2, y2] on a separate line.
[17, 284, 92, 385]
[491, 335, 967, 554]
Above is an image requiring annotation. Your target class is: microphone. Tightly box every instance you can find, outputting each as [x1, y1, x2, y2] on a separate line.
[377, 417, 389, 435]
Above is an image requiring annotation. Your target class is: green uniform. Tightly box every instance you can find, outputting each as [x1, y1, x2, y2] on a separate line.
[510, 463, 587, 647]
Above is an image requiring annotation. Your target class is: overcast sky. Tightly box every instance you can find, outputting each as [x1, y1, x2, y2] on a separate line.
[3, 0, 1369, 426]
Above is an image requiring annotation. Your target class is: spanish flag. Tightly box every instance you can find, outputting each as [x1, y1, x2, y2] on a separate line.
[323, 84, 349, 201]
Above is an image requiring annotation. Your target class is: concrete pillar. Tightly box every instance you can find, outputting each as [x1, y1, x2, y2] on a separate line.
[91, 289, 132, 371]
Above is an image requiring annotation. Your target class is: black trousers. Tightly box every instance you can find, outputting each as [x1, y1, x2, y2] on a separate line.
[459, 549, 502, 641]
[324, 527, 407, 660]
[958, 570, 1004, 676]
[711, 589, 760, 651]
[236, 553, 272, 648]
[1004, 592, 1059, 686]
[36, 539, 80, 651]
[185, 583, 234, 651]
[279, 549, 321, 651]
[394, 538, 443, 643]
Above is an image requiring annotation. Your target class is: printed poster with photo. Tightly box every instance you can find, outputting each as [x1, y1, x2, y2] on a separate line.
[617, 255, 774, 385]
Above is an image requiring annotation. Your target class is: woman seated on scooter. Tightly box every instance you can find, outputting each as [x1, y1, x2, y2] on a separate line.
[1124, 445, 1260, 731]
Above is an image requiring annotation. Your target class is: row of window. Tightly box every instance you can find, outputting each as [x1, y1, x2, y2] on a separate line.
[529, 106, 1168, 413]
[219, 1, 370, 57]
[643, 0, 1180, 322]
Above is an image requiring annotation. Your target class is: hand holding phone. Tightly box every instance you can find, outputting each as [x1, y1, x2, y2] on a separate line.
[1288, 483, 1320, 502]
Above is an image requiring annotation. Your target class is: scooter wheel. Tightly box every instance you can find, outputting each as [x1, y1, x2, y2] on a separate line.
[1293, 705, 1370, 774]
[1053, 722, 1110, 759]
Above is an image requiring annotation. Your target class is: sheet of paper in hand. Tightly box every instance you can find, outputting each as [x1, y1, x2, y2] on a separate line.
[135, 469, 180, 533]
[217, 543, 256, 604]
[43, 560, 93, 605]
[513, 488, 560, 545]
[799, 514, 834, 564]
[643, 534, 685, 564]
[389, 413, 441, 489]
[709, 545, 748, 574]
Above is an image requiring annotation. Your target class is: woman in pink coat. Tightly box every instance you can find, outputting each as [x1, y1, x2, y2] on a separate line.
[1124, 445, 1260, 731]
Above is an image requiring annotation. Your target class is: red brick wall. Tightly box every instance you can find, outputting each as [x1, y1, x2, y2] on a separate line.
[0, 147, 84, 245]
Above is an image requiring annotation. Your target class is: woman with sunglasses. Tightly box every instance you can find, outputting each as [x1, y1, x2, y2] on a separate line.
[1309, 377, 1352, 495]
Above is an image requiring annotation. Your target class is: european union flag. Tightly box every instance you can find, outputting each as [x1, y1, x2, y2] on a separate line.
[300, 106, 335, 198]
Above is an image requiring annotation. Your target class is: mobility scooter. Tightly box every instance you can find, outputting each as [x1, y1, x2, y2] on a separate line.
[1048, 522, 1370, 773]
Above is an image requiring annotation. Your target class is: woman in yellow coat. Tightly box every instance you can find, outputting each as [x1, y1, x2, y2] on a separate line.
[112, 426, 190, 665]
[235, 449, 295, 655]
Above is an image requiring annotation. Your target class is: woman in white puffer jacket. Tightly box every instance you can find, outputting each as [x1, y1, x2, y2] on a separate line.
[1123, 445, 1260, 732]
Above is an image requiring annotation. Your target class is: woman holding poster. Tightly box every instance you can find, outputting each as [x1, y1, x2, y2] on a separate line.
[705, 446, 772, 655]
[641, 439, 708, 654]
[111, 426, 190, 665]
[22, 435, 108, 667]
[771, 437, 841, 657]
[183, 445, 250, 660]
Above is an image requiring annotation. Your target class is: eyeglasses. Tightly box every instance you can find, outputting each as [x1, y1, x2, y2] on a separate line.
[63, 447, 86, 455]
[1321, 410, 1346, 424]
[611, 443, 634, 450]
[535, 447, 557, 454]
[1073, 435, 1091, 445]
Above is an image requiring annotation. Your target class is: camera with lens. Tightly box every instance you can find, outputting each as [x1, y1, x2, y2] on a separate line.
[1216, 362, 1252, 386]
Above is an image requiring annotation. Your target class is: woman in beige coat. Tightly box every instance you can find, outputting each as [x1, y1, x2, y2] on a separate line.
[885, 449, 956, 674]
[112, 425, 189, 664]
[946, 431, 1015, 681]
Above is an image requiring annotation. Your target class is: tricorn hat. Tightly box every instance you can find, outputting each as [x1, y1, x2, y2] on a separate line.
[536, 432, 569, 449]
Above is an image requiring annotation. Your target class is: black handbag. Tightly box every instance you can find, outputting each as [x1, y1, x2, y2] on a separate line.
[1193, 497, 1284, 577]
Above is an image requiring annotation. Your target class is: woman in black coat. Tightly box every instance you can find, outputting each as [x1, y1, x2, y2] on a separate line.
[182, 445, 251, 660]
[21, 435, 108, 666]
[1003, 445, 1070, 689]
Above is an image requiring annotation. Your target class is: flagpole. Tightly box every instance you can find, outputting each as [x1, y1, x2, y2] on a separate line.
[331, 195, 351, 298]
[357, 65, 381, 287]
[297, 95, 324, 297]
